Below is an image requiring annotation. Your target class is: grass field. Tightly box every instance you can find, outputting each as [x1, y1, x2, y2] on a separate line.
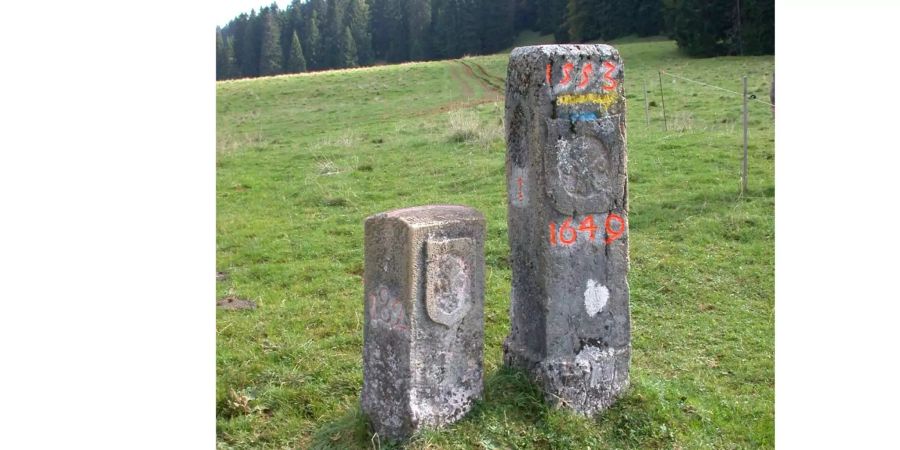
[216, 37, 774, 449]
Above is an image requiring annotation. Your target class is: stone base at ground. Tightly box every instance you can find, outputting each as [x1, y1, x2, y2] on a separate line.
[504, 342, 629, 415]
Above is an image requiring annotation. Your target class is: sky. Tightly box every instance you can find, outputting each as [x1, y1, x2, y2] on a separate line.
[216, 0, 291, 28]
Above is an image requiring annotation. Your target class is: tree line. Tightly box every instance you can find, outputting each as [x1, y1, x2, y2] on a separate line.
[216, 0, 773, 80]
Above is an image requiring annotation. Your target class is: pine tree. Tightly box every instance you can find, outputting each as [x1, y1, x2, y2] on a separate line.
[385, 0, 409, 62]
[304, 10, 322, 69]
[345, 0, 373, 65]
[216, 27, 227, 80]
[225, 13, 252, 78]
[338, 26, 359, 67]
[457, 0, 482, 56]
[287, 30, 307, 72]
[480, 0, 515, 54]
[224, 36, 238, 79]
[369, 0, 391, 61]
[288, 0, 305, 33]
[738, 0, 774, 55]
[566, 0, 597, 42]
[594, 0, 625, 40]
[663, 0, 737, 56]
[322, 0, 350, 68]
[259, 8, 284, 76]
[406, 0, 431, 60]
[281, 3, 300, 67]
[430, 0, 456, 58]
[634, 0, 663, 36]
[514, 0, 539, 31]
[537, 0, 568, 41]
[223, 16, 241, 77]
[305, 0, 329, 68]
[239, 10, 261, 77]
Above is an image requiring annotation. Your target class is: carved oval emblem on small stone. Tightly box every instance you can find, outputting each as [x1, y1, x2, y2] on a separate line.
[425, 238, 474, 327]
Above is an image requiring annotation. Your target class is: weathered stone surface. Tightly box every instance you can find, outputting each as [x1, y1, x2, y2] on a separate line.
[361, 205, 485, 440]
[503, 44, 631, 416]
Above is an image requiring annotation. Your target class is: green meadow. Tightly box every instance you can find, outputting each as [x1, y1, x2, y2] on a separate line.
[216, 37, 774, 449]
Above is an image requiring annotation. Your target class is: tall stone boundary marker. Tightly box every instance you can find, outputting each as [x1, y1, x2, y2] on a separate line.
[503, 45, 630, 416]
[361, 205, 485, 440]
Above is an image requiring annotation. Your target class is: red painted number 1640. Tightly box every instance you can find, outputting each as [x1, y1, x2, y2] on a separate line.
[549, 213, 625, 246]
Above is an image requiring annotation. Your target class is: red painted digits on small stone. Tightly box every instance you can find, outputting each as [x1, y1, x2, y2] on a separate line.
[546, 63, 552, 85]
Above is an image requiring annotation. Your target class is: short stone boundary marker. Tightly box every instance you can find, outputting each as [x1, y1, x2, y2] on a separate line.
[361, 205, 485, 440]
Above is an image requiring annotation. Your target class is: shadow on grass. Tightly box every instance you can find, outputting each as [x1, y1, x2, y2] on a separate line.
[309, 367, 545, 449]
[310, 367, 680, 449]
[309, 407, 373, 450]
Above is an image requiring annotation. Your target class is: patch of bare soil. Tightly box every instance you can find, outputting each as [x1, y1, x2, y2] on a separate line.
[217, 296, 256, 310]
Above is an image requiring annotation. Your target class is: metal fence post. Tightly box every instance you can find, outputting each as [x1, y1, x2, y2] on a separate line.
[643, 80, 650, 127]
[658, 71, 668, 132]
[742, 76, 749, 195]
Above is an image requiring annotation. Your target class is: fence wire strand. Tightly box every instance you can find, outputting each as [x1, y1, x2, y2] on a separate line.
[660, 70, 774, 107]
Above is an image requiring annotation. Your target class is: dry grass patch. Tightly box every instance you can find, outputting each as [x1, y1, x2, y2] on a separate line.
[446, 109, 503, 147]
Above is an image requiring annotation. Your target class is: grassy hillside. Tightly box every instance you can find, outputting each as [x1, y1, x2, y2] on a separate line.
[216, 38, 774, 449]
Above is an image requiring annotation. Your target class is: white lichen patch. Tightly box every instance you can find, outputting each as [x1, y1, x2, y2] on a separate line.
[575, 345, 617, 388]
[584, 279, 609, 317]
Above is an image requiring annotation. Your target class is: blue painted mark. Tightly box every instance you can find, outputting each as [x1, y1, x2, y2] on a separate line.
[569, 111, 598, 122]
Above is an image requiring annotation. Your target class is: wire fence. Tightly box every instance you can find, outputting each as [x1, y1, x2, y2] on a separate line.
[635, 69, 775, 195]
[660, 70, 774, 107]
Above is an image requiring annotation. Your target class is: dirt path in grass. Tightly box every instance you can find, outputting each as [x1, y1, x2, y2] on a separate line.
[466, 60, 506, 89]
[449, 62, 476, 98]
[457, 60, 504, 95]
[395, 60, 502, 118]
[420, 61, 502, 116]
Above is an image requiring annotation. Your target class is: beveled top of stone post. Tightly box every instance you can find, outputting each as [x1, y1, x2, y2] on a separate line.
[510, 44, 620, 60]
[366, 205, 485, 229]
